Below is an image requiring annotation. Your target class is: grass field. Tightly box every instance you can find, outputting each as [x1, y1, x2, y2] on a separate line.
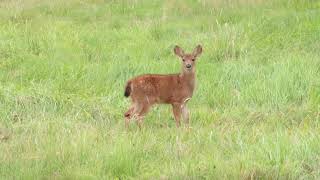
[1, 0, 320, 179]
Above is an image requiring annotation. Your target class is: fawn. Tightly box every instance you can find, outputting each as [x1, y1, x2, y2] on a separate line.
[124, 45, 202, 128]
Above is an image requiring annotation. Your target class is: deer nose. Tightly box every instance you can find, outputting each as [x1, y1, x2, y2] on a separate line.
[186, 64, 192, 69]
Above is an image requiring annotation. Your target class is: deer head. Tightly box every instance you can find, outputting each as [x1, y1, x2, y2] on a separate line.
[174, 45, 203, 74]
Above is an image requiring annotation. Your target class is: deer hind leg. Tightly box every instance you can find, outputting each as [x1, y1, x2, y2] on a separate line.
[124, 105, 135, 129]
[124, 100, 141, 128]
[125, 101, 150, 129]
[172, 104, 182, 127]
[135, 105, 150, 129]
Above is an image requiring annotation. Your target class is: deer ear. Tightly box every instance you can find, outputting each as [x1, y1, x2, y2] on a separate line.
[174, 45, 184, 58]
[193, 45, 202, 57]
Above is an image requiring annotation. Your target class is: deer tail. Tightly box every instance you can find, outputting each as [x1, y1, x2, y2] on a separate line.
[124, 81, 132, 97]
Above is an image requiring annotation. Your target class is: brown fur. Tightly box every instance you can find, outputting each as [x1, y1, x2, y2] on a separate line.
[124, 45, 202, 128]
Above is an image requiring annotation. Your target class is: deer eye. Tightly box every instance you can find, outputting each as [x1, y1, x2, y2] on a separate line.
[192, 59, 195, 61]
[182, 59, 185, 62]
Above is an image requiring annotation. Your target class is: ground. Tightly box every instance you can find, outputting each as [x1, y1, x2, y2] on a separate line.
[1, 0, 320, 179]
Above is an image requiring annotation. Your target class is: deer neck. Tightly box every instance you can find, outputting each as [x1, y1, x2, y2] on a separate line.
[180, 70, 196, 94]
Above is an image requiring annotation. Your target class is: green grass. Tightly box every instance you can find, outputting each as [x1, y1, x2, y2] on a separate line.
[1, 0, 320, 179]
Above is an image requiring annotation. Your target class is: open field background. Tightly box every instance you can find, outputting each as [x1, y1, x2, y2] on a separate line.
[1, 0, 320, 179]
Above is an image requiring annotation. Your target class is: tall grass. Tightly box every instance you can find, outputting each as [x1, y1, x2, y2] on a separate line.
[1, 0, 320, 179]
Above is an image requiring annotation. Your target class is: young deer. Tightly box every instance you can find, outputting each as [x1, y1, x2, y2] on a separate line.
[124, 45, 202, 128]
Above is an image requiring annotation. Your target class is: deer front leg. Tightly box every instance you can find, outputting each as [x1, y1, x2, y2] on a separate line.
[181, 104, 189, 126]
[172, 104, 182, 127]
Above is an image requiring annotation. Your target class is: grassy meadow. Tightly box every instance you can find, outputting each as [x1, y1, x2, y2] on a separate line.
[1, 0, 320, 179]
